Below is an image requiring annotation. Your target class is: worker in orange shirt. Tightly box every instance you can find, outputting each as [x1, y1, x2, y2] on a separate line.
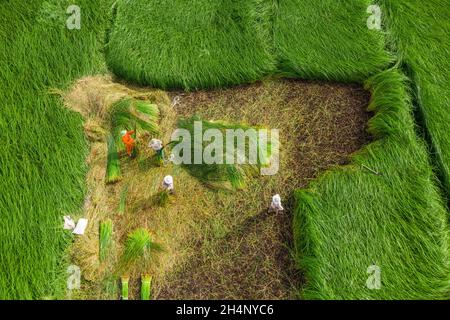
[121, 130, 136, 157]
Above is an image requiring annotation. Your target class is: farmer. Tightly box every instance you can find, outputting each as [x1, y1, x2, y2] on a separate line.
[269, 194, 284, 213]
[162, 175, 174, 193]
[149, 138, 164, 159]
[121, 130, 135, 157]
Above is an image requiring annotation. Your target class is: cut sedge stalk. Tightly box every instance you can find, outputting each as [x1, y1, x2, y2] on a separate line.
[120, 276, 129, 300]
[106, 134, 122, 184]
[99, 220, 113, 262]
[118, 185, 128, 215]
[140, 275, 152, 300]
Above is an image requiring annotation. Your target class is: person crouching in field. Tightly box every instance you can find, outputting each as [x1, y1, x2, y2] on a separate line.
[269, 194, 284, 214]
[121, 130, 136, 157]
[149, 138, 165, 164]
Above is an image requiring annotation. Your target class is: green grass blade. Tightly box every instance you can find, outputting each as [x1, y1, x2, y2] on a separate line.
[120, 276, 129, 300]
[118, 185, 128, 215]
[106, 134, 122, 184]
[99, 219, 113, 263]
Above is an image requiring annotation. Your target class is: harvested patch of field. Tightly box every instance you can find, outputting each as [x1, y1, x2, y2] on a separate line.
[64, 76, 370, 300]
[157, 79, 371, 299]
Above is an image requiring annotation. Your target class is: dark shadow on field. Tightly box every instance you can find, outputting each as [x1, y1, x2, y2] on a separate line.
[157, 207, 301, 300]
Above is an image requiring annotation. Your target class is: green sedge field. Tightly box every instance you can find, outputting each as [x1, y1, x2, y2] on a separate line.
[0, 0, 449, 300]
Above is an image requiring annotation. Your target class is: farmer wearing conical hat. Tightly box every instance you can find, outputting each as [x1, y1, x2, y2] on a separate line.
[162, 175, 174, 193]
[149, 138, 164, 160]
[269, 194, 284, 213]
[121, 130, 135, 157]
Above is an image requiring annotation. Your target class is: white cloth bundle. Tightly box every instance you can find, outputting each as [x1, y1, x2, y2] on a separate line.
[72, 218, 88, 235]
